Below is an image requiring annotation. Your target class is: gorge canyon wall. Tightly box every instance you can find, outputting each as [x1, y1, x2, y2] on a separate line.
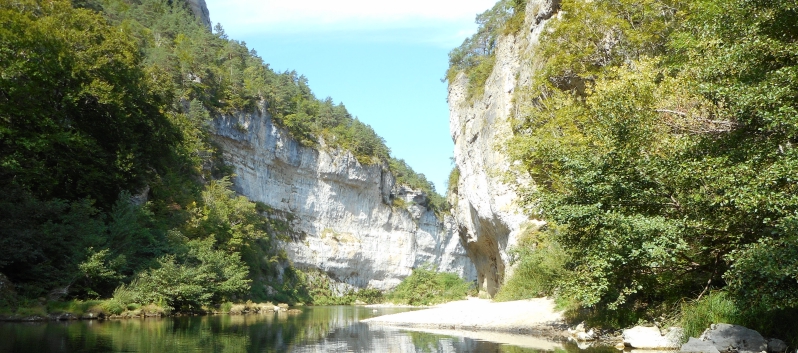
[204, 0, 560, 297]
[447, 0, 558, 296]
[213, 106, 476, 292]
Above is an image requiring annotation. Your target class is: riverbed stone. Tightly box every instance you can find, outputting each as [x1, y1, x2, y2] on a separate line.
[681, 337, 721, 353]
[568, 322, 597, 341]
[623, 326, 683, 349]
[767, 338, 787, 353]
[699, 324, 766, 353]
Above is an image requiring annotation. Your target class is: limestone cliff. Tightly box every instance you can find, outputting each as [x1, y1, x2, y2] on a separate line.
[448, 0, 558, 297]
[212, 105, 476, 293]
[184, 0, 211, 29]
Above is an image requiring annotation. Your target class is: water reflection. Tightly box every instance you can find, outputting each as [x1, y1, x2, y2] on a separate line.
[0, 306, 614, 353]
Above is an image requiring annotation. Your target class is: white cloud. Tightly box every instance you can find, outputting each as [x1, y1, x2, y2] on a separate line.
[206, 0, 497, 38]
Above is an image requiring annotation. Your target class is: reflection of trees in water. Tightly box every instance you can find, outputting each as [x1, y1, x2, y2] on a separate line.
[0, 307, 592, 353]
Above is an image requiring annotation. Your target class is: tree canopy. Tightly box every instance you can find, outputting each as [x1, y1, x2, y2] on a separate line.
[0, 0, 445, 310]
[448, 0, 798, 340]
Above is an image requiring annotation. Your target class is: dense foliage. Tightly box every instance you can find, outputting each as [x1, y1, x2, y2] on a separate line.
[468, 0, 798, 340]
[0, 0, 444, 312]
[387, 265, 474, 306]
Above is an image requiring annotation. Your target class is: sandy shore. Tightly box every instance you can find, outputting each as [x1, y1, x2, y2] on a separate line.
[361, 297, 565, 336]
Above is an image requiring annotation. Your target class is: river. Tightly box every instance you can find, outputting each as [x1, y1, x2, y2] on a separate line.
[0, 306, 614, 352]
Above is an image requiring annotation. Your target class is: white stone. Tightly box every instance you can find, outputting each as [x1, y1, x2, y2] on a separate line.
[623, 326, 683, 349]
[699, 324, 767, 353]
[213, 106, 476, 292]
[681, 337, 721, 353]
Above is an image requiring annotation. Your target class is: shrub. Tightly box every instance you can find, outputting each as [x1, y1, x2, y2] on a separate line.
[102, 299, 126, 315]
[494, 242, 568, 301]
[14, 302, 47, 317]
[387, 265, 473, 306]
[130, 238, 250, 311]
[495, 224, 569, 301]
[255, 302, 275, 312]
[229, 304, 246, 314]
[141, 303, 167, 316]
[354, 289, 383, 304]
[46, 300, 104, 316]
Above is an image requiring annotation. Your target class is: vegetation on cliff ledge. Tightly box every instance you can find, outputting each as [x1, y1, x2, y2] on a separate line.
[453, 0, 798, 343]
[446, 0, 526, 100]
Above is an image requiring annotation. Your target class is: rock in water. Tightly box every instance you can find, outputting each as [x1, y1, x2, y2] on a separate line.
[767, 339, 787, 353]
[681, 337, 721, 353]
[623, 326, 683, 349]
[568, 322, 597, 341]
[699, 324, 767, 353]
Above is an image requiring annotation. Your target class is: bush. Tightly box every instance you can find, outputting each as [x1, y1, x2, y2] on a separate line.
[387, 265, 473, 306]
[229, 304, 246, 314]
[354, 289, 383, 304]
[15, 305, 47, 317]
[495, 243, 568, 301]
[46, 300, 104, 316]
[130, 238, 250, 312]
[102, 299, 126, 315]
[495, 224, 569, 301]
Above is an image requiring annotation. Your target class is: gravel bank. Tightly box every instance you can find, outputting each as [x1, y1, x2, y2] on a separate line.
[362, 297, 565, 336]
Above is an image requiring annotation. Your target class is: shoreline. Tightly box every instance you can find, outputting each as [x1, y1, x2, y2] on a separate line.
[362, 297, 567, 338]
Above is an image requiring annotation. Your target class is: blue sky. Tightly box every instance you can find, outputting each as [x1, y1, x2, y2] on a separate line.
[205, 0, 496, 193]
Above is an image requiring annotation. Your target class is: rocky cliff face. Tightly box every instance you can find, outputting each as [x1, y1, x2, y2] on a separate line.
[213, 105, 476, 292]
[448, 0, 558, 297]
[184, 0, 211, 29]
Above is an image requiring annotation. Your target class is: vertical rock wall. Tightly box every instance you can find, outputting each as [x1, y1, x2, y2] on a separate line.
[184, 0, 211, 29]
[213, 106, 476, 292]
[448, 0, 558, 297]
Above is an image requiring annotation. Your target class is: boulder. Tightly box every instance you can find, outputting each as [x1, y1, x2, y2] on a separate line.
[767, 338, 787, 353]
[624, 326, 684, 349]
[681, 337, 721, 353]
[699, 324, 767, 353]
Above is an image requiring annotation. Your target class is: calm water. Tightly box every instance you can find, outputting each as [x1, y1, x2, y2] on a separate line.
[0, 306, 613, 353]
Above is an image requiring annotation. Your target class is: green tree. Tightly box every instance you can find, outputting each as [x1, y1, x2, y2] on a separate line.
[0, 0, 179, 208]
[500, 0, 798, 333]
[132, 237, 250, 311]
[185, 177, 268, 251]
